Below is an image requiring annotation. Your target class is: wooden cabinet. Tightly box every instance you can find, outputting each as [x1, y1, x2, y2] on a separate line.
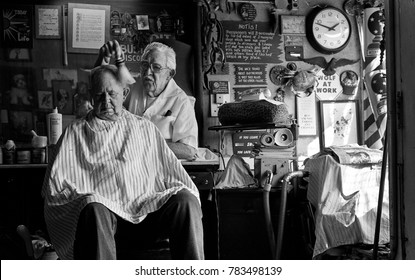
[0, 164, 47, 259]
[215, 187, 313, 260]
[215, 188, 280, 259]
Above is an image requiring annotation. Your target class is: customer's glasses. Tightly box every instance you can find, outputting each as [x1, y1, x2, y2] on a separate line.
[138, 61, 170, 73]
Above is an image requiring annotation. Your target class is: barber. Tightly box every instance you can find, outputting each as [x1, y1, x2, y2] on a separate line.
[95, 40, 198, 160]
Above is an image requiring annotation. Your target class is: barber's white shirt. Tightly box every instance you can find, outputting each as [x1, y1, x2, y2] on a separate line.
[42, 109, 199, 259]
[129, 79, 198, 149]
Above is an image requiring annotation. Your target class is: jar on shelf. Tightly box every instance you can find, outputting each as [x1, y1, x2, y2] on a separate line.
[4, 140, 16, 164]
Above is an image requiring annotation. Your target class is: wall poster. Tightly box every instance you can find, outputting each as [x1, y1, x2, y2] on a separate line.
[1, 5, 33, 48]
[68, 3, 110, 54]
[35, 5, 62, 39]
[296, 92, 317, 136]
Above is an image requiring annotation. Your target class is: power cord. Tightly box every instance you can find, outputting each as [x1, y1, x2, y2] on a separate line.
[212, 149, 226, 169]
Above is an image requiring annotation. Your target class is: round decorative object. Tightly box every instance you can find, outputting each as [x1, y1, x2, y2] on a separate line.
[239, 3, 257, 21]
[269, 65, 289, 86]
[371, 72, 386, 94]
[340, 70, 359, 95]
[306, 6, 352, 54]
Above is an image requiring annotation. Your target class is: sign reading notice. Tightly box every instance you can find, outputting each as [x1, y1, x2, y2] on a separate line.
[222, 21, 282, 64]
[234, 64, 267, 85]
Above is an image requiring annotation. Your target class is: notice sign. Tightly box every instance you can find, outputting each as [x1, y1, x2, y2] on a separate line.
[232, 131, 262, 157]
[297, 92, 317, 135]
[209, 81, 229, 94]
[315, 69, 342, 100]
[234, 64, 267, 86]
[222, 21, 282, 64]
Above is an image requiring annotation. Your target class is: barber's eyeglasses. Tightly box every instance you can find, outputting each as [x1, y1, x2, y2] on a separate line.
[139, 61, 170, 73]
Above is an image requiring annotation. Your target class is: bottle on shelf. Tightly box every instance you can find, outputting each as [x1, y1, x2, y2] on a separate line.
[47, 107, 62, 145]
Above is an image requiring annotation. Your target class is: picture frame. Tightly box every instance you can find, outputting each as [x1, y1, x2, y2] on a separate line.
[52, 80, 74, 115]
[67, 3, 110, 54]
[6, 48, 31, 61]
[2, 67, 36, 109]
[319, 100, 360, 149]
[0, 5, 34, 48]
[280, 15, 306, 35]
[37, 90, 53, 110]
[9, 110, 34, 141]
[136, 15, 149, 30]
[35, 5, 62, 39]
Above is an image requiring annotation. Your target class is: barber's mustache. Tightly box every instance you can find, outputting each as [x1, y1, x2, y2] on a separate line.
[143, 76, 154, 82]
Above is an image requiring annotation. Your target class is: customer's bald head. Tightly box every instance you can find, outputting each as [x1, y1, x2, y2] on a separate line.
[90, 65, 130, 121]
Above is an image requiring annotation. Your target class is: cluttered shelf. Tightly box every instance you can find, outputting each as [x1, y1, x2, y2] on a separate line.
[0, 164, 48, 169]
[208, 122, 295, 131]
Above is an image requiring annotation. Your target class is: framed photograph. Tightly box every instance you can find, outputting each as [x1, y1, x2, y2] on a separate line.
[136, 15, 149, 30]
[0, 5, 34, 48]
[52, 80, 74, 115]
[319, 100, 360, 149]
[280, 15, 306, 35]
[6, 48, 31, 61]
[35, 5, 62, 39]
[3, 67, 36, 108]
[67, 3, 110, 54]
[37, 90, 53, 110]
[9, 110, 34, 141]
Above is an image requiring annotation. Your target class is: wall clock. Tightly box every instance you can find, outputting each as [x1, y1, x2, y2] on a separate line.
[306, 6, 352, 54]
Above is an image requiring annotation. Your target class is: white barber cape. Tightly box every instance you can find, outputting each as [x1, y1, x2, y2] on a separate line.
[42, 109, 199, 260]
[128, 78, 198, 149]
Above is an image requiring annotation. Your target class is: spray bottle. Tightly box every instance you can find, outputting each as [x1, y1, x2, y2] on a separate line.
[47, 107, 62, 145]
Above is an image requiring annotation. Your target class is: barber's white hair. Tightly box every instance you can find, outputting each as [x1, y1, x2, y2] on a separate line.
[141, 42, 176, 71]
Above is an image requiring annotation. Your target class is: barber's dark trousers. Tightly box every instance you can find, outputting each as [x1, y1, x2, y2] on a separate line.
[73, 189, 204, 260]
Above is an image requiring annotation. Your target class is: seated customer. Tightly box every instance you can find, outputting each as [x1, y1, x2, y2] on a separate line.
[42, 61, 204, 259]
[95, 40, 198, 160]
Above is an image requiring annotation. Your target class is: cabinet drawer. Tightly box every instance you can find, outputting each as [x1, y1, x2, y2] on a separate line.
[188, 172, 214, 190]
[217, 192, 263, 214]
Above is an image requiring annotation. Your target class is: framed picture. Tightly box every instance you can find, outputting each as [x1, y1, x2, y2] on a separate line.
[0, 5, 34, 48]
[37, 90, 53, 110]
[6, 48, 31, 61]
[67, 3, 110, 54]
[35, 5, 62, 39]
[136, 15, 149, 30]
[9, 110, 34, 141]
[280, 15, 306, 35]
[3, 67, 36, 109]
[319, 100, 360, 149]
[52, 80, 74, 115]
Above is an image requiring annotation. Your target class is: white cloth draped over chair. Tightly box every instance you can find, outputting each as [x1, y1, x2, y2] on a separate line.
[304, 153, 389, 258]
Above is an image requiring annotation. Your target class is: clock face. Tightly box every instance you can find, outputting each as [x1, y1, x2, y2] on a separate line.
[307, 7, 351, 54]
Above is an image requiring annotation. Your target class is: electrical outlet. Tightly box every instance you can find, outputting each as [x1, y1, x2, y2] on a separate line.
[210, 100, 220, 117]
[216, 94, 230, 104]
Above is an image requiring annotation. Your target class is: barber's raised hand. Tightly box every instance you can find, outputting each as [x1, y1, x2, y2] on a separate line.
[94, 40, 124, 67]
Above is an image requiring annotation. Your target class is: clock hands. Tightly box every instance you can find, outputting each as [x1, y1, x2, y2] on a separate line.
[316, 22, 340, 31]
[315, 22, 332, 30]
[329, 23, 339, 31]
